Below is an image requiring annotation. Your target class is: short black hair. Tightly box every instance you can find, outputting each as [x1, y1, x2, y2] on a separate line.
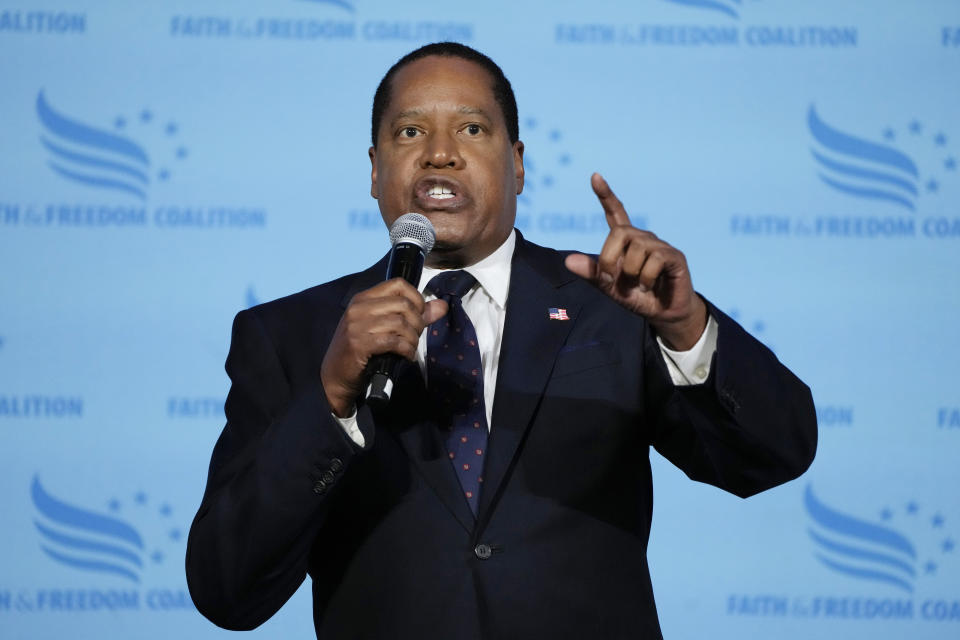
[371, 42, 519, 148]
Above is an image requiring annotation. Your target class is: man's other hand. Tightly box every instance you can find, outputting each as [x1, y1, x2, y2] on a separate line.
[565, 173, 708, 350]
[321, 279, 448, 417]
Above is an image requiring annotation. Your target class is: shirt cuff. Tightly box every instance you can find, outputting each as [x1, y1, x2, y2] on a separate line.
[332, 406, 365, 447]
[656, 315, 718, 386]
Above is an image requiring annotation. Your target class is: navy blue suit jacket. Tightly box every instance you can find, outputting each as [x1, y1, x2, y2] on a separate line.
[186, 234, 817, 639]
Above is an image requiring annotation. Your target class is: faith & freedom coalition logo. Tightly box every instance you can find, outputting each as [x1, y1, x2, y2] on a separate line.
[168, 0, 472, 43]
[0, 91, 265, 231]
[555, 0, 857, 48]
[727, 484, 960, 623]
[0, 475, 192, 613]
[731, 104, 959, 239]
[36, 90, 186, 202]
[808, 106, 953, 214]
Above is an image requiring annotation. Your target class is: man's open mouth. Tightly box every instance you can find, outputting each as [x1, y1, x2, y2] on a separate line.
[414, 177, 467, 209]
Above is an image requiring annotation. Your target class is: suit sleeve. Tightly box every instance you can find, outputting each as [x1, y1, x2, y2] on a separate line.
[646, 300, 818, 498]
[185, 308, 370, 630]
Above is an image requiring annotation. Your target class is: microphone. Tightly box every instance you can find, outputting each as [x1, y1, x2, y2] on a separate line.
[365, 213, 436, 406]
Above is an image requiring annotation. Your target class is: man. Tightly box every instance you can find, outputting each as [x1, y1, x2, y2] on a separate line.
[186, 43, 816, 639]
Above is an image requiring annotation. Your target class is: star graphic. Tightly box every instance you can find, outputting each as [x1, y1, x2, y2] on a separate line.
[559, 153, 571, 166]
[151, 550, 164, 564]
[880, 508, 893, 520]
[108, 498, 121, 512]
[159, 503, 172, 517]
[909, 120, 922, 134]
[883, 128, 895, 141]
[158, 169, 170, 181]
[549, 129, 562, 142]
[926, 179, 940, 193]
[932, 513, 945, 528]
[525, 117, 537, 129]
[925, 561, 937, 574]
[934, 132, 947, 146]
[165, 122, 178, 136]
[906, 501, 918, 514]
[176, 146, 188, 159]
[946, 157, 957, 171]
[752, 321, 766, 333]
[134, 491, 147, 505]
[114, 116, 126, 129]
[944, 538, 955, 553]
[542, 175, 554, 188]
[140, 109, 153, 123]
[169, 528, 182, 542]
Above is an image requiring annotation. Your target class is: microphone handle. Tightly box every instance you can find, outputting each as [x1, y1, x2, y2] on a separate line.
[366, 242, 425, 407]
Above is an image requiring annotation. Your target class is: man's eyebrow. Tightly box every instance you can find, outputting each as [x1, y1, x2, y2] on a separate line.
[393, 108, 425, 122]
[391, 106, 491, 122]
[457, 105, 489, 118]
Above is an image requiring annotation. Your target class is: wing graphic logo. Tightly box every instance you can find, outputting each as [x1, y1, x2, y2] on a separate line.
[805, 485, 955, 593]
[297, 0, 356, 12]
[806, 485, 917, 593]
[808, 105, 955, 212]
[36, 90, 188, 201]
[661, 0, 742, 19]
[31, 475, 183, 583]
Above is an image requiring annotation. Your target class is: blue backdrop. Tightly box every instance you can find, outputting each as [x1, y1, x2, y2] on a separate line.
[2, 1, 959, 637]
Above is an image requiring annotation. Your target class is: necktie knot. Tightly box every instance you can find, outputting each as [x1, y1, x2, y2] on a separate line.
[426, 270, 477, 300]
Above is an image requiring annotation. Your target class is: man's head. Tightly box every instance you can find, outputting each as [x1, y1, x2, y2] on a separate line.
[369, 43, 524, 268]
[371, 42, 519, 149]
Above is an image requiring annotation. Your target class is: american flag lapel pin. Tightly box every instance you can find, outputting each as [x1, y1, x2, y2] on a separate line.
[548, 307, 569, 320]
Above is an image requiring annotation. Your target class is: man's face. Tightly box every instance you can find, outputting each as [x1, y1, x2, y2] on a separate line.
[369, 55, 524, 268]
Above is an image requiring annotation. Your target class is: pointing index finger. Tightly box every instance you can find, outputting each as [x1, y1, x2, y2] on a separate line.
[591, 172, 631, 229]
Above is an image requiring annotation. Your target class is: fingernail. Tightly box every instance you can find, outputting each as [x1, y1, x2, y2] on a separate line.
[599, 272, 613, 286]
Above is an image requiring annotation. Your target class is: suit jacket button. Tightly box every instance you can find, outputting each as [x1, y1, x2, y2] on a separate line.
[474, 544, 492, 560]
[313, 480, 328, 494]
[321, 470, 335, 483]
[330, 458, 343, 473]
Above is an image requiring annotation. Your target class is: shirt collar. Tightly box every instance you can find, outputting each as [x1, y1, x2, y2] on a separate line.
[419, 229, 515, 308]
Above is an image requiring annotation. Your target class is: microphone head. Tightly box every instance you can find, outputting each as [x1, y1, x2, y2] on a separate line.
[389, 213, 436, 254]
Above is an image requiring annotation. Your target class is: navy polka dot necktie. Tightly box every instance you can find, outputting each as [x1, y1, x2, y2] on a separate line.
[425, 270, 487, 516]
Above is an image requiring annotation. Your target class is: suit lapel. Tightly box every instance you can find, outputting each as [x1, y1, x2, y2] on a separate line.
[478, 237, 580, 521]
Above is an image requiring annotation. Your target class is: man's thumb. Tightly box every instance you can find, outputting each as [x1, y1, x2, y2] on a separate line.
[564, 253, 599, 282]
[423, 298, 449, 325]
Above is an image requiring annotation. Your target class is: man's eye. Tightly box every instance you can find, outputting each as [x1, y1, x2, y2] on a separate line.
[464, 124, 482, 136]
[401, 127, 419, 138]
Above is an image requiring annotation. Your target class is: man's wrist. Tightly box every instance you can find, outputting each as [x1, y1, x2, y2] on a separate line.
[651, 297, 708, 350]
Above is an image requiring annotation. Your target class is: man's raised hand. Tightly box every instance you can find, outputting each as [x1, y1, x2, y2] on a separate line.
[564, 173, 708, 350]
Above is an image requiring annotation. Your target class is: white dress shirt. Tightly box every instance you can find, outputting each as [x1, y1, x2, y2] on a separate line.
[336, 230, 718, 447]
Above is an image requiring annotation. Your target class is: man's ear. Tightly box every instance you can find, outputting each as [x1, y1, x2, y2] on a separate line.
[369, 146, 378, 199]
[513, 140, 525, 195]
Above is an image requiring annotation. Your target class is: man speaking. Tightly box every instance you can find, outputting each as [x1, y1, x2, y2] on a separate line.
[186, 42, 817, 639]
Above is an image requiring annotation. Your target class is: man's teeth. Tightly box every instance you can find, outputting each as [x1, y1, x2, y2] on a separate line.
[427, 185, 455, 199]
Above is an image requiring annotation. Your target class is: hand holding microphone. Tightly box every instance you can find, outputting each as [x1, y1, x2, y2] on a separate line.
[320, 214, 446, 416]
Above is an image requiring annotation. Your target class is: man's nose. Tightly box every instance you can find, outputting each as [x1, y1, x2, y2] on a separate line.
[420, 131, 463, 169]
